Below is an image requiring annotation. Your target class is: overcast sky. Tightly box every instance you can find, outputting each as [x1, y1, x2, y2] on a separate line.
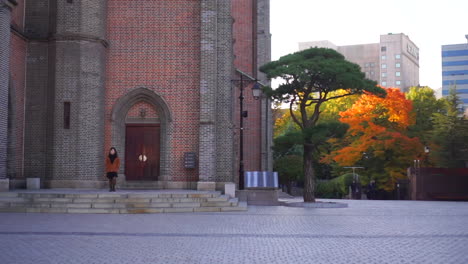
[270, 0, 468, 90]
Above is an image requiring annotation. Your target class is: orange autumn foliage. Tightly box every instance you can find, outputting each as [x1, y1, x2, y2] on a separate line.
[324, 88, 424, 191]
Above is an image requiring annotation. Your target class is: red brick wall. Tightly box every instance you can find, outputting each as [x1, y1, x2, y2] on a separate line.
[9, 33, 27, 178]
[105, 0, 201, 181]
[126, 102, 159, 119]
[10, 0, 25, 30]
[232, 0, 262, 172]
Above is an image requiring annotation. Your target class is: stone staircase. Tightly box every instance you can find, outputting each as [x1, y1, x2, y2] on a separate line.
[118, 181, 165, 190]
[0, 190, 247, 214]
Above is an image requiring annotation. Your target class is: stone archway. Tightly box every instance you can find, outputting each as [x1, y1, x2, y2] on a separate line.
[111, 87, 172, 184]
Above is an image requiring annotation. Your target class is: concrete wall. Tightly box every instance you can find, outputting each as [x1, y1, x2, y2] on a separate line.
[401, 34, 420, 90]
[299, 33, 420, 91]
[338, 44, 380, 82]
[380, 33, 419, 91]
[298, 40, 338, 51]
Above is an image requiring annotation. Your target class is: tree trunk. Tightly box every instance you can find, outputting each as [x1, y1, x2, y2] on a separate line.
[303, 143, 316, 202]
[287, 181, 292, 195]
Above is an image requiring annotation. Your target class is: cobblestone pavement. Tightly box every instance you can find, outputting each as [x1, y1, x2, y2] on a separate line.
[1, 199, 467, 264]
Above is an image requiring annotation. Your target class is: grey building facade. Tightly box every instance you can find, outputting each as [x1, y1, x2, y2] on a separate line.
[299, 33, 420, 92]
[0, 0, 17, 190]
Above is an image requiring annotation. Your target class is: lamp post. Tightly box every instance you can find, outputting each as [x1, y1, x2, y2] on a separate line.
[232, 71, 263, 190]
[343, 166, 364, 199]
[424, 146, 430, 167]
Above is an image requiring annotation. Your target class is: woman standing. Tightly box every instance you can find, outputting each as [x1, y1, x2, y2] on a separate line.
[105, 147, 120, 192]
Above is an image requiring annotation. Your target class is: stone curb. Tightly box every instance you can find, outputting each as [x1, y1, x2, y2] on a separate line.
[280, 201, 348, 208]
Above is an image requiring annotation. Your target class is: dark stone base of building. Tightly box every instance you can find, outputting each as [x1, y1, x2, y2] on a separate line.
[237, 189, 280, 205]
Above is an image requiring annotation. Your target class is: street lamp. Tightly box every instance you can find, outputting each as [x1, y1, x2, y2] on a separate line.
[251, 82, 262, 100]
[423, 145, 430, 167]
[343, 166, 365, 182]
[232, 70, 264, 190]
[343, 166, 364, 199]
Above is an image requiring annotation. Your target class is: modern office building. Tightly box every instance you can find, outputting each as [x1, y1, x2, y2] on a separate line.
[299, 33, 420, 91]
[441, 35, 468, 109]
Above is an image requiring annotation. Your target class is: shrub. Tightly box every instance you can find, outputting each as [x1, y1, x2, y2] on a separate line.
[316, 173, 355, 198]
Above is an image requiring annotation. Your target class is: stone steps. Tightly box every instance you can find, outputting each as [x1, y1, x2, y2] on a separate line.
[0, 191, 247, 214]
[117, 181, 164, 190]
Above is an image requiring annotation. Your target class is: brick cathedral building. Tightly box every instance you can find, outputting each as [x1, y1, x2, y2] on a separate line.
[0, 0, 272, 191]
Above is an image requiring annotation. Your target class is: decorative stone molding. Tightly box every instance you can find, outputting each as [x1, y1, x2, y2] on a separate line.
[111, 87, 172, 123]
[50, 33, 109, 48]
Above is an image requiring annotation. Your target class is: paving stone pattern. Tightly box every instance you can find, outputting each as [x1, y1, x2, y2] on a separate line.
[0, 199, 467, 263]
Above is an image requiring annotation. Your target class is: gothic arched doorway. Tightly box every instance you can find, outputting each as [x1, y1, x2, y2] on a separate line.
[124, 102, 160, 181]
[111, 87, 172, 185]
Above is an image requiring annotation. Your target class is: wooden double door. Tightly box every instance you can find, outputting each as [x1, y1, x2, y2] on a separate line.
[125, 124, 160, 181]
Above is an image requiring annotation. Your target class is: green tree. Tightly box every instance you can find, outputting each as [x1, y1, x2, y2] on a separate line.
[260, 47, 385, 202]
[273, 108, 348, 181]
[431, 86, 468, 167]
[274, 110, 300, 138]
[405, 86, 444, 145]
[272, 131, 303, 159]
[274, 155, 303, 194]
[319, 91, 361, 122]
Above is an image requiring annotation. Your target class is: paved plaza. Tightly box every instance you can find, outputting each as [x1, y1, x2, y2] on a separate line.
[0, 198, 467, 264]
